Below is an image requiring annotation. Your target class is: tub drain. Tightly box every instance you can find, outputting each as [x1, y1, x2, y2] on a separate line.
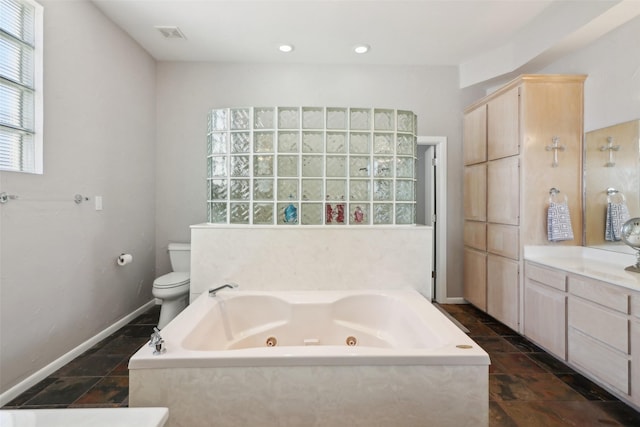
[346, 336, 357, 346]
[266, 336, 277, 347]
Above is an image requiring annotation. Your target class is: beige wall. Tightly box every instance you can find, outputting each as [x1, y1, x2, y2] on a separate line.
[538, 16, 640, 131]
[0, 0, 157, 393]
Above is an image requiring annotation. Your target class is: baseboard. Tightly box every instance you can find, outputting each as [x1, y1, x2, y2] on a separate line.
[439, 297, 467, 304]
[0, 300, 156, 407]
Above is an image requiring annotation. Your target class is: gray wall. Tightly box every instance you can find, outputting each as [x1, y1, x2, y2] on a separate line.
[0, 0, 157, 393]
[154, 63, 464, 297]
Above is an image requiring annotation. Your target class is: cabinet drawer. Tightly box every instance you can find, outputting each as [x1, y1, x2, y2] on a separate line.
[525, 263, 566, 291]
[569, 275, 629, 314]
[487, 224, 519, 259]
[568, 297, 628, 353]
[569, 328, 629, 395]
[464, 221, 486, 250]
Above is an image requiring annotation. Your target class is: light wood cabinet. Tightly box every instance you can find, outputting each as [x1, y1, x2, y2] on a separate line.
[568, 275, 630, 396]
[487, 157, 520, 225]
[521, 261, 640, 410]
[487, 224, 519, 259]
[463, 105, 487, 165]
[463, 164, 486, 222]
[463, 247, 487, 311]
[523, 262, 567, 359]
[632, 295, 640, 406]
[462, 75, 585, 332]
[487, 87, 519, 160]
[464, 221, 486, 251]
[487, 254, 519, 330]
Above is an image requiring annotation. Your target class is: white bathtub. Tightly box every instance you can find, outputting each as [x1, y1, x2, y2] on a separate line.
[129, 289, 489, 427]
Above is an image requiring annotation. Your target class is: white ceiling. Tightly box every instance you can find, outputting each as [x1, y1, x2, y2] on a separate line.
[90, 0, 640, 87]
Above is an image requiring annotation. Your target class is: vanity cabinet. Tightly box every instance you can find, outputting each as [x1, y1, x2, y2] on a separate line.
[462, 74, 586, 332]
[523, 262, 567, 360]
[568, 275, 630, 395]
[632, 296, 640, 406]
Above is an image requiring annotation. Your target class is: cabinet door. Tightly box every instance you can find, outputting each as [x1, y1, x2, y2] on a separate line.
[487, 156, 519, 225]
[464, 164, 487, 221]
[487, 86, 519, 160]
[487, 224, 519, 259]
[524, 273, 566, 359]
[487, 254, 519, 331]
[632, 318, 640, 405]
[463, 105, 487, 165]
[464, 220, 486, 251]
[464, 247, 487, 311]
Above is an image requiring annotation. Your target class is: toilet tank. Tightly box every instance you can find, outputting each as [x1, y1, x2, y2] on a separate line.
[168, 243, 191, 272]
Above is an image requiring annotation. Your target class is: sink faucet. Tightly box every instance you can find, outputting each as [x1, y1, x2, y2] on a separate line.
[209, 282, 239, 296]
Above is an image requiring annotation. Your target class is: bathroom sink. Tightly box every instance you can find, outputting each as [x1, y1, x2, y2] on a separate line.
[0, 408, 168, 427]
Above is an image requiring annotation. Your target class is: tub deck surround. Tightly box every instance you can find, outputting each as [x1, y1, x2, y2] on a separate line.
[189, 224, 434, 301]
[524, 245, 640, 289]
[129, 290, 489, 427]
[0, 408, 169, 427]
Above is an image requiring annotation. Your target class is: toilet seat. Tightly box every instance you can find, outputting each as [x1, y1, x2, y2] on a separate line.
[153, 272, 190, 289]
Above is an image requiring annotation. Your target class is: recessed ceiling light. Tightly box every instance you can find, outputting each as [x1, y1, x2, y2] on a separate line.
[279, 44, 294, 53]
[354, 44, 370, 54]
[155, 26, 187, 40]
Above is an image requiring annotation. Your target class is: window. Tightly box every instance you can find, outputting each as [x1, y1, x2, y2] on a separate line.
[0, 0, 43, 173]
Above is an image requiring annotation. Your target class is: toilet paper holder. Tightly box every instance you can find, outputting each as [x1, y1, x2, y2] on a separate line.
[117, 253, 133, 266]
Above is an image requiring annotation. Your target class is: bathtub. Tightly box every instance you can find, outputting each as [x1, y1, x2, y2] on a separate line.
[129, 289, 489, 427]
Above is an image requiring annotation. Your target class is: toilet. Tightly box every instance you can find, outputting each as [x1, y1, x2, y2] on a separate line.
[153, 242, 191, 329]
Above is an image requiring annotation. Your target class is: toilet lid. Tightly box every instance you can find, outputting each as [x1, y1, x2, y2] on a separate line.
[153, 272, 190, 288]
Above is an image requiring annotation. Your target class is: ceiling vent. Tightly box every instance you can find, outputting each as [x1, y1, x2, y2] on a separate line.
[155, 26, 187, 40]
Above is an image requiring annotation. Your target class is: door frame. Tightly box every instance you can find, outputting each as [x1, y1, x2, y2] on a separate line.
[417, 136, 447, 303]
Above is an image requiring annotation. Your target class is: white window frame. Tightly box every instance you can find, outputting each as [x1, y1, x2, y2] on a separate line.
[0, 0, 43, 174]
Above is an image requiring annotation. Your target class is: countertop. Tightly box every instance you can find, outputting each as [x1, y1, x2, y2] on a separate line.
[524, 246, 640, 291]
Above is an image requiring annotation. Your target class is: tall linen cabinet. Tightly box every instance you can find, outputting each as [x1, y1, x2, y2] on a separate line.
[463, 75, 586, 332]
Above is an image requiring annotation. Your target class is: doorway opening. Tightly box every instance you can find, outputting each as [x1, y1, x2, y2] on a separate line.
[416, 136, 447, 303]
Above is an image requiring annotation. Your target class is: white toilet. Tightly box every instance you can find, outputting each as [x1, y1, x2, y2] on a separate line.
[153, 242, 191, 329]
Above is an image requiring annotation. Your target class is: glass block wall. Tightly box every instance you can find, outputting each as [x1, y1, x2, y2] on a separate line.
[207, 107, 417, 225]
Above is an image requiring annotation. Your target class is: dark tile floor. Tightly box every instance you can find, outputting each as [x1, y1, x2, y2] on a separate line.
[2, 306, 160, 409]
[3, 303, 640, 426]
[440, 303, 640, 427]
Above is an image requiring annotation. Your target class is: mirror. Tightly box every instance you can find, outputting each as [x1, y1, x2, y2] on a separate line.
[584, 119, 640, 253]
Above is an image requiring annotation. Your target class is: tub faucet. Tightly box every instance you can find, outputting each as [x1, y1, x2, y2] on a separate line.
[209, 282, 239, 297]
[149, 327, 166, 355]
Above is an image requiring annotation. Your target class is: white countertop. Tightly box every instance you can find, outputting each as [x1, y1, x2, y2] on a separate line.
[0, 408, 169, 427]
[524, 245, 640, 291]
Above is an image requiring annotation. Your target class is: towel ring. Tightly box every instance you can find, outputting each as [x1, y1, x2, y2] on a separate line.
[549, 187, 567, 203]
[607, 188, 626, 204]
